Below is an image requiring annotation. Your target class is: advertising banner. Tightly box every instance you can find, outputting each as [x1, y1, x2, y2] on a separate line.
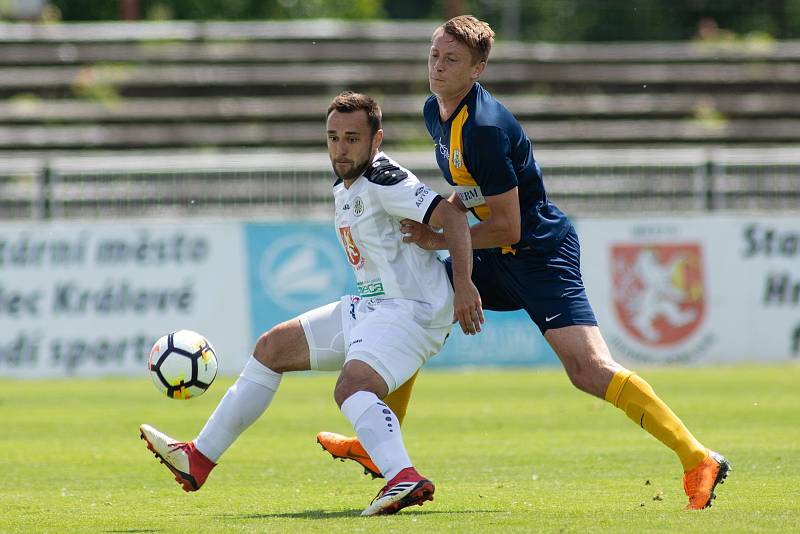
[244, 221, 555, 368]
[0, 221, 251, 378]
[429, 310, 556, 368]
[245, 221, 357, 332]
[6, 214, 794, 378]
[577, 216, 800, 364]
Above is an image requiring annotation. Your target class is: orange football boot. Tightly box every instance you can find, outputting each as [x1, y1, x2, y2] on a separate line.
[316, 431, 382, 478]
[683, 450, 731, 510]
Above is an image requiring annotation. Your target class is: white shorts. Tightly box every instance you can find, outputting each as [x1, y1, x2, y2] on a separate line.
[298, 296, 451, 393]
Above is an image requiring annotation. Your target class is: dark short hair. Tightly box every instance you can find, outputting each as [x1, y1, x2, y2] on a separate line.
[326, 91, 382, 136]
[435, 15, 495, 64]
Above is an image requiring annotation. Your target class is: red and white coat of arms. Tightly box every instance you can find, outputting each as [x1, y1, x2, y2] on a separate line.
[338, 226, 362, 267]
[611, 243, 706, 347]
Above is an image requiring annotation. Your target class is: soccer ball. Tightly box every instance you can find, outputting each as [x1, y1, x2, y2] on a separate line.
[149, 330, 218, 400]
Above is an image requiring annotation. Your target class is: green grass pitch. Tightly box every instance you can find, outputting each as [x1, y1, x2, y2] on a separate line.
[2, 365, 799, 533]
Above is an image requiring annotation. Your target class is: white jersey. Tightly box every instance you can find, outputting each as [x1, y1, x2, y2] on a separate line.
[333, 151, 454, 329]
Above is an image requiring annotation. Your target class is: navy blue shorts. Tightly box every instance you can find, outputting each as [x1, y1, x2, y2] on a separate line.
[445, 225, 597, 334]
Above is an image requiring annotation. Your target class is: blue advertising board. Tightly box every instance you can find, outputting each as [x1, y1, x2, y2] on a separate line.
[245, 221, 356, 331]
[429, 310, 557, 367]
[245, 221, 557, 368]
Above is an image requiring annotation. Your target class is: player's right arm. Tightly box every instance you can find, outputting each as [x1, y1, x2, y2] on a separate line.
[368, 157, 483, 334]
[404, 124, 521, 249]
[447, 191, 468, 213]
[402, 186, 520, 251]
[462, 187, 521, 248]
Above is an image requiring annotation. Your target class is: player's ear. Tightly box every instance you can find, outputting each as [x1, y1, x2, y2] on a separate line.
[472, 60, 486, 80]
[372, 128, 384, 151]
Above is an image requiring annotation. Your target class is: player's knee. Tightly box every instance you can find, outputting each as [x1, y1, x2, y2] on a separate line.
[562, 356, 606, 396]
[334, 361, 388, 407]
[253, 329, 278, 369]
[334, 374, 367, 407]
[334, 374, 373, 407]
[564, 365, 594, 394]
[333, 381, 353, 408]
[564, 357, 623, 398]
[253, 326, 292, 372]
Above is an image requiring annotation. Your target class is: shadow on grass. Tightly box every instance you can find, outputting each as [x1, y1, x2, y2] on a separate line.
[219, 509, 500, 520]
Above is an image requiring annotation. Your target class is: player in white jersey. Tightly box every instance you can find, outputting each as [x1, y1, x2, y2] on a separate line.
[139, 91, 483, 516]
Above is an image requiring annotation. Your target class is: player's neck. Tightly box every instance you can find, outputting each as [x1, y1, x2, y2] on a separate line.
[436, 83, 474, 122]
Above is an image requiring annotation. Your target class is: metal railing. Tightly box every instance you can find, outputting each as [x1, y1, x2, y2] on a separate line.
[1, 147, 798, 221]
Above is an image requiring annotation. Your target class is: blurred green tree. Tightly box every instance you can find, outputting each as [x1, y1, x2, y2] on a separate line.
[467, 0, 799, 40]
[47, 0, 800, 40]
[51, 0, 384, 21]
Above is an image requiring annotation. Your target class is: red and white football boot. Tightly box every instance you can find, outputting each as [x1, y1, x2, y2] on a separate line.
[139, 424, 216, 492]
[361, 467, 434, 516]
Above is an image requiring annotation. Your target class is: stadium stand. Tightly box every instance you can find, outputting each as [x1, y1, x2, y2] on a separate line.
[2, 20, 800, 151]
[0, 20, 798, 219]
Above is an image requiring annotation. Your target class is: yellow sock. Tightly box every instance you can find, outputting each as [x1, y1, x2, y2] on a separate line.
[384, 370, 419, 425]
[605, 370, 707, 471]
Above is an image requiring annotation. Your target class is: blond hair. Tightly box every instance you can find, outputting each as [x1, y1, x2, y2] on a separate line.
[435, 15, 495, 64]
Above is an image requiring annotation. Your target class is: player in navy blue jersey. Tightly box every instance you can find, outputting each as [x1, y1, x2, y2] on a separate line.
[317, 15, 729, 510]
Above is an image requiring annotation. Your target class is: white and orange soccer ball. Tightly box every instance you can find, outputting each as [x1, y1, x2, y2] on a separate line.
[148, 330, 218, 399]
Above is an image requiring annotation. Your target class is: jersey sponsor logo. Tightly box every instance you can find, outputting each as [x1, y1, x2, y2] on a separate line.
[452, 149, 463, 169]
[357, 279, 385, 298]
[338, 226, 364, 267]
[353, 197, 364, 217]
[611, 243, 706, 347]
[415, 185, 432, 207]
[436, 137, 449, 161]
[454, 185, 485, 208]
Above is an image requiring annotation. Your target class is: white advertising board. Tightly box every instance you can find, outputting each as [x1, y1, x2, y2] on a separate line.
[577, 216, 800, 364]
[0, 220, 251, 378]
[3, 215, 797, 378]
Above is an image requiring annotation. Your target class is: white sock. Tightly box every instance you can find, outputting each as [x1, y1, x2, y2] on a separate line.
[340, 391, 412, 481]
[194, 356, 282, 462]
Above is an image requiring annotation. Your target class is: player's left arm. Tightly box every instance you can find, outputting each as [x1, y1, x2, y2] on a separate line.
[427, 200, 484, 335]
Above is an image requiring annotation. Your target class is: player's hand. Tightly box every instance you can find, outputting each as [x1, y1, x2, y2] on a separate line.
[452, 279, 484, 335]
[400, 219, 443, 250]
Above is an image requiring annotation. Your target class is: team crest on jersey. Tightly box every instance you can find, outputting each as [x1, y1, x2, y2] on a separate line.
[338, 226, 364, 267]
[611, 243, 706, 347]
[452, 149, 463, 169]
[353, 197, 364, 217]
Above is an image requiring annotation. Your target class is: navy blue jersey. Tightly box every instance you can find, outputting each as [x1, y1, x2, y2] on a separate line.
[424, 82, 570, 254]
